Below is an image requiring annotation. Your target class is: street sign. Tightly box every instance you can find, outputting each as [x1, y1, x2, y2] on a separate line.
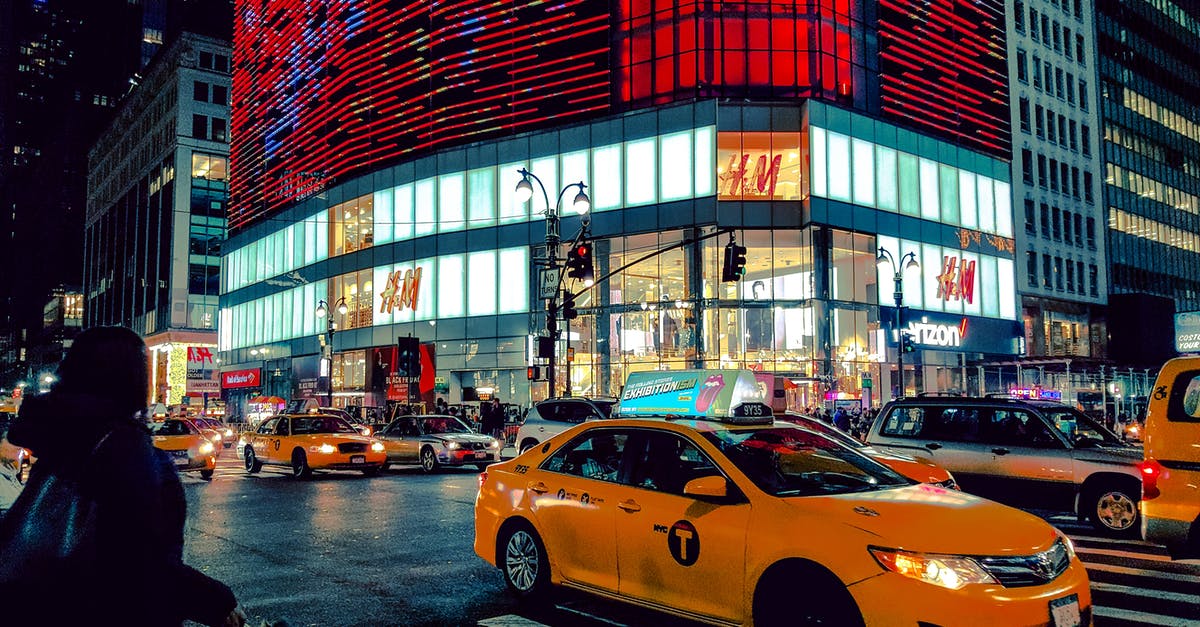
[540, 268, 561, 299]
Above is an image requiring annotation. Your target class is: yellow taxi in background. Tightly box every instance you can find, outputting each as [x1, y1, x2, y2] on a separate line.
[475, 370, 1091, 626]
[1141, 357, 1200, 558]
[151, 418, 216, 480]
[241, 413, 386, 479]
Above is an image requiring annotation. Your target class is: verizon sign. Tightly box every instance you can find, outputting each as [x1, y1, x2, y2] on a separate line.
[221, 368, 261, 389]
[905, 319, 968, 348]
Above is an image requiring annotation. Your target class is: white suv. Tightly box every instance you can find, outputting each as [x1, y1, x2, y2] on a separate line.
[515, 397, 616, 454]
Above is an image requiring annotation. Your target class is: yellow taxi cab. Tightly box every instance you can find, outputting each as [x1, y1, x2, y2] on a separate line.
[1141, 357, 1200, 558]
[151, 418, 216, 480]
[241, 413, 386, 479]
[475, 370, 1091, 626]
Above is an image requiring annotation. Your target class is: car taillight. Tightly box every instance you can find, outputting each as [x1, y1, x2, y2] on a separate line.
[1141, 459, 1163, 500]
[478, 470, 488, 491]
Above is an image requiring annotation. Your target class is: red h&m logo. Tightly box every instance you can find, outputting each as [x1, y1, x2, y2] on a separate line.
[187, 347, 214, 364]
[936, 256, 976, 304]
[719, 153, 783, 198]
[379, 267, 422, 314]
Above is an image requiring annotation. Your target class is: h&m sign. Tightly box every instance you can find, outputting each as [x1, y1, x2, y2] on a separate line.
[379, 267, 422, 314]
[936, 256, 976, 304]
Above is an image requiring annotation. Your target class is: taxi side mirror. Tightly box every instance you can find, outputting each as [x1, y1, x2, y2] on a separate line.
[682, 475, 728, 500]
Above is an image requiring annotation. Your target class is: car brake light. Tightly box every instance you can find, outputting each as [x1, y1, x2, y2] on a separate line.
[1141, 459, 1163, 500]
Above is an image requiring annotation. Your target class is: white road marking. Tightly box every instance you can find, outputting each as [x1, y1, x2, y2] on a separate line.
[1085, 561, 1200, 584]
[1090, 581, 1200, 605]
[1092, 606, 1200, 627]
[477, 615, 550, 627]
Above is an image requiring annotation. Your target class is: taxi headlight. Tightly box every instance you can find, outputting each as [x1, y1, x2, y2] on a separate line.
[370, 441, 385, 453]
[445, 441, 460, 450]
[868, 547, 997, 590]
[224, 428, 234, 437]
[198, 442, 214, 454]
[313, 443, 336, 454]
[489, 439, 501, 449]
[1061, 535, 1076, 559]
[211, 433, 222, 441]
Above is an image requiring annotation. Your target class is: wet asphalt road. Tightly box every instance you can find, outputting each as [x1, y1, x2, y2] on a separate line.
[181, 459, 518, 626]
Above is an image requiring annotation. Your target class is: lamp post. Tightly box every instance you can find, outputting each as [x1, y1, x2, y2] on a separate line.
[514, 167, 589, 399]
[315, 297, 348, 407]
[876, 247, 920, 399]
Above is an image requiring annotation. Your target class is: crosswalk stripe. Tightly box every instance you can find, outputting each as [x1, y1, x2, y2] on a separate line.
[477, 615, 550, 627]
[1085, 561, 1200, 584]
[1092, 606, 1200, 627]
[1069, 534, 1169, 551]
[1091, 581, 1200, 605]
[1075, 546, 1173, 563]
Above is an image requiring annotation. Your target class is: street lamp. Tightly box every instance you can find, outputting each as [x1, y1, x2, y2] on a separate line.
[514, 167, 590, 399]
[315, 297, 347, 407]
[877, 247, 920, 399]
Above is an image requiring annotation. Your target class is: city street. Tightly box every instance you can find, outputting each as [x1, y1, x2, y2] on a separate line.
[182, 455, 1200, 627]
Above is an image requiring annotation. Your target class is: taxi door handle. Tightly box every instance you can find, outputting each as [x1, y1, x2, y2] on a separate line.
[528, 482, 549, 494]
[617, 500, 641, 513]
[992, 447, 1010, 456]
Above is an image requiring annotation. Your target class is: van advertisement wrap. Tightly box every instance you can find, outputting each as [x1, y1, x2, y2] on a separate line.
[618, 370, 765, 418]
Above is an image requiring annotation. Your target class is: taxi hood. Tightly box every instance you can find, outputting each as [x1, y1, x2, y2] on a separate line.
[790, 484, 1059, 556]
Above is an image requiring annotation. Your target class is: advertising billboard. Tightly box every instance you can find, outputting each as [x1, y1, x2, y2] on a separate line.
[1175, 311, 1200, 353]
[617, 370, 766, 418]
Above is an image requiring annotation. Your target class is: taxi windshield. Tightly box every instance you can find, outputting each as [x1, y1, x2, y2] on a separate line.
[422, 417, 471, 435]
[291, 416, 358, 435]
[154, 420, 196, 436]
[786, 415, 866, 450]
[701, 427, 910, 497]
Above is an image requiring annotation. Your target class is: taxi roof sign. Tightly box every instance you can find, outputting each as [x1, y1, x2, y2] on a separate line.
[617, 369, 769, 423]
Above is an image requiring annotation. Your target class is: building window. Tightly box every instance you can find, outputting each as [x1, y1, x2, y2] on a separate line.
[1069, 121, 1078, 151]
[1055, 68, 1064, 99]
[1027, 251, 1038, 287]
[1066, 73, 1075, 104]
[1078, 261, 1086, 294]
[1032, 54, 1042, 88]
[212, 85, 228, 106]
[1016, 0, 1025, 31]
[1017, 49, 1028, 83]
[1060, 162, 1069, 194]
[1066, 259, 1075, 292]
[199, 51, 213, 69]
[1031, 8, 1039, 40]
[1052, 21, 1061, 51]
[1041, 15, 1050, 47]
[1076, 34, 1085, 65]
[1074, 0, 1082, 19]
[1035, 105, 1045, 138]
[1025, 199, 1036, 234]
[1041, 203, 1050, 234]
[1052, 206, 1062, 240]
[1049, 158, 1059, 192]
[191, 114, 206, 139]
[191, 153, 228, 181]
[1083, 171, 1094, 203]
[1019, 98, 1030, 132]
[1081, 125, 1091, 156]
[1063, 210, 1073, 243]
[1045, 61, 1054, 96]
[1037, 154, 1047, 188]
[193, 81, 208, 102]
[1089, 264, 1098, 296]
[210, 118, 227, 142]
[1043, 254, 1053, 289]
[1079, 80, 1088, 110]
[1047, 112, 1057, 143]
[1074, 214, 1083, 246]
[1022, 149, 1034, 184]
[1063, 27, 1073, 60]
[1086, 217, 1096, 249]
[215, 55, 230, 73]
[1054, 257, 1064, 290]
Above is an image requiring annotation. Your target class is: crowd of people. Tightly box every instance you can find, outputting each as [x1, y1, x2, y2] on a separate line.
[791, 405, 880, 441]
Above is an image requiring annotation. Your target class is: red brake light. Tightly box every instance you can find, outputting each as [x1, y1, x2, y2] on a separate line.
[1141, 459, 1163, 500]
[478, 470, 488, 491]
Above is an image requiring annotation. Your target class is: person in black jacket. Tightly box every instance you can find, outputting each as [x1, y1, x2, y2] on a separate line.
[0, 326, 245, 626]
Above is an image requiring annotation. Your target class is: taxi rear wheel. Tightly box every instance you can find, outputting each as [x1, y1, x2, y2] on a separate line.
[499, 522, 551, 600]
[419, 447, 440, 473]
[754, 562, 863, 627]
[244, 446, 262, 473]
[292, 450, 313, 479]
[519, 439, 539, 454]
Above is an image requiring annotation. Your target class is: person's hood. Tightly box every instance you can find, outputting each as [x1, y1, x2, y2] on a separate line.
[8, 391, 145, 460]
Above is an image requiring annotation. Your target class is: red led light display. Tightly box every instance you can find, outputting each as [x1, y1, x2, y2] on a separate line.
[877, 0, 1011, 158]
[230, 0, 611, 232]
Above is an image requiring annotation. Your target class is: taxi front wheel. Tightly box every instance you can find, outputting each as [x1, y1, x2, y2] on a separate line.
[292, 450, 314, 480]
[244, 447, 262, 473]
[753, 562, 864, 627]
[499, 522, 551, 601]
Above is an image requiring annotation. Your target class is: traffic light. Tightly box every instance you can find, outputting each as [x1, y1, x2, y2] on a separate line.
[397, 336, 421, 380]
[527, 366, 541, 380]
[566, 242, 595, 286]
[722, 241, 747, 282]
[561, 292, 578, 320]
[900, 332, 916, 353]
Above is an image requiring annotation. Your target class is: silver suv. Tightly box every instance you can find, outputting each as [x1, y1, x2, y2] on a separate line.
[515, 397, 616, 454]
[866, 395, 1143, 535]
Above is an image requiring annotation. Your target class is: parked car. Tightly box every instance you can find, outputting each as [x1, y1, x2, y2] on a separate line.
[777, 412, 957, 488]
[515, 397, 617, 454]
[866, 394, 1143, 535]
[1140, 357, 1200, 558]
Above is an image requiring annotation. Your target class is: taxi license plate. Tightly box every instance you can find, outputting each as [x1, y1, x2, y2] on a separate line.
[171, 450, 188, 465]
[474, 451, 488, 459]
[351, 455, 365, 464]
[1049, 594, 1081, 627]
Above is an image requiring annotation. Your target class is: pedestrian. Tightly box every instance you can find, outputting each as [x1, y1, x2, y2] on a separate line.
[833, 408, 851, 433]
[0, 326, 246, 626]
[435, 397, 448, 415]
[489, 397, 504, 439]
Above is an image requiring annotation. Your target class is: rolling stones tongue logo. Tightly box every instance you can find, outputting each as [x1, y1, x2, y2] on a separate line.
[695, 375, 726, 413]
